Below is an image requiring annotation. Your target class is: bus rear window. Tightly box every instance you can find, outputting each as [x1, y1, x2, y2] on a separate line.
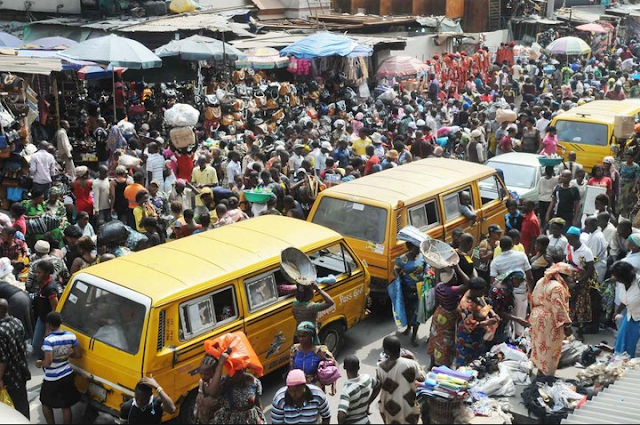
[311, 197, 387, 244]
[555, 120, 608, 146]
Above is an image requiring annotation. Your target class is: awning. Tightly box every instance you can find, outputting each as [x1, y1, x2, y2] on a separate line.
[0, 55, 62, 74]
[16, 49, 95, 70]
[230, 31, 406, 50]
[118, 13, 254, 37]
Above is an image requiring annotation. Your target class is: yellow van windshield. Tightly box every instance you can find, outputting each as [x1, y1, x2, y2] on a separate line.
[61, 280, 146, 355]
[311, 197, 387, 243]
[555, 120, 608, 146]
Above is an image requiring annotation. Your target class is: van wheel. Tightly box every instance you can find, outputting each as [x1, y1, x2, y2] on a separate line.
[320, 322, 344, 355]
[178, 388, 198, 424]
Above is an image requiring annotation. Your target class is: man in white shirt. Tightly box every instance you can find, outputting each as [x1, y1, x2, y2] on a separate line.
[92, 165, 111, 226]
[490, 236, 534, 288]
[55, 120, 75, 179]
[225, 151, 242, 190]
[581, 216, 609, 282]
[309, 141, 330, 176]
[512, 60, 523, 81]
[598, 212, 617, 247]
[536, 111, 551, 134]
[145, 142, 165, 187]
[288, 144, 305, 177]
[29, 142, 58, 198]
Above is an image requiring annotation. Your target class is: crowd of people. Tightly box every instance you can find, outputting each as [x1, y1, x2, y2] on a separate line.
[3, 33, 640, 424]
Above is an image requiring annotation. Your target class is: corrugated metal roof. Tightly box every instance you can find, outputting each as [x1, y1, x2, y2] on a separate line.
[0, 55, 62, 74]
[229, 31, 405, 49]
[250, 0, 286, 10]
[118, 12, 254, 37]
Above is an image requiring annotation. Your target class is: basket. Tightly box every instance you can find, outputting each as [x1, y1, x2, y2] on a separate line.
[420, 238, 459, 269]
[537, 156, 564, 167]
[280, 247, 316, 286]
[428, 396, 463, 424]
[243, 190, 272, 203]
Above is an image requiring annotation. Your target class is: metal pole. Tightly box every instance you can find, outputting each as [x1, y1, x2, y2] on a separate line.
[222, 31, 227, 79]
[546, 0, 555, 19]
[112, 69, 117, 124]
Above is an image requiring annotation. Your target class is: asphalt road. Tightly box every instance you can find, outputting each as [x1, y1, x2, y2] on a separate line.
[27, 310, 434, 424]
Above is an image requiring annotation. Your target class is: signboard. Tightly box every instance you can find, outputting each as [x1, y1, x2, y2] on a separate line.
[582, 185, 607, 216]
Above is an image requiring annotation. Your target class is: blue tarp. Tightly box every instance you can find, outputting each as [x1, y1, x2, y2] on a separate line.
[280, 32, 373, 59]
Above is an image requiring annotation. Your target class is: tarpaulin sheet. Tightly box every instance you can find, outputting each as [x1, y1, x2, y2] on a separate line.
[280, 32, 372, 59]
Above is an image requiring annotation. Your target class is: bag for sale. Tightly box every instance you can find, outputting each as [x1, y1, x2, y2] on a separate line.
[170, 126, 195, 149]
[164, 103, 200, 127]
[205, 331, 264, 377]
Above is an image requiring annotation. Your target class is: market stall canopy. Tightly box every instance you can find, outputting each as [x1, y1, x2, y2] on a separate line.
[16, 49, 94, 70]
[545, 36, 591, 55]
[0, 31, 22, 48]
[279, 32, 373, 59]
[376, 55, 428, 78]
[155, 35, 246, 61]
[235, 47, 287, 69]
[22, 36, 78, 50]
[576, 23, 609, 33]
[78, 64, 127, 80]
[0, 53, 62, 74]
[59, 34, 162, 69]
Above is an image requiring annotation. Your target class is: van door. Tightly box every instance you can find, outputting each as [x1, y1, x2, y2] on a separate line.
[440, 185, 480, 242]
[478, 174, 509, 235]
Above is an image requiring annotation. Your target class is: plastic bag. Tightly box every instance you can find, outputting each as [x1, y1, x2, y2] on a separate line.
[378, 88, 397, 102]
[473, 371, 516, 397]
[495, 108, 517, 123]
[169, 0, 198, 13]
[118, 153, 142, 169]
[387, 276, 407, 328]
[164, 103, 200, 127]
[0, 388, 14, 408]
[204, 331, 264, 377]
[97, 220, 129, 246]
[490, 342, 528, 362]
[117, 119, 135, 133]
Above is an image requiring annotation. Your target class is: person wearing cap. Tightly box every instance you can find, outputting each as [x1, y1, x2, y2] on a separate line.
[370, 336, 425, 424]
[148, 180, 168, 216]
[565, 226, 596, 339]
[370, 133, 385, 159]
[337, 355, 379, 425]
[271, 369, 331, 425]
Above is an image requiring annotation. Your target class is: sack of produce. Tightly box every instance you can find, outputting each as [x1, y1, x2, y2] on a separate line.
[170, 126, 195, 149]
[495, 108, 517, 123]
[164, 103, 200, 127]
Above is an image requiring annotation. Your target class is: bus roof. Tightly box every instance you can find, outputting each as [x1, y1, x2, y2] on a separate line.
[320, 158, 497, 206]
[553, 100, 640, 124]
[81, 216, 343, 304]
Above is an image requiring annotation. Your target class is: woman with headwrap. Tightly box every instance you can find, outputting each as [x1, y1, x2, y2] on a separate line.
[489, 270, 530, 344]
[530, 262, 573, 376]
[289, 321, 334, 390]
[394, 242, 428, 347]
[71, 166, 94, 219]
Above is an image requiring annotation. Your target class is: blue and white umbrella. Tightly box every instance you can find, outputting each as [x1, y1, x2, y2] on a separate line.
[59, 34, 161, 69]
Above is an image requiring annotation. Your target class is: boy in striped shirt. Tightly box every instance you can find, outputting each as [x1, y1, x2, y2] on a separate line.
[338, 355, 379, 425]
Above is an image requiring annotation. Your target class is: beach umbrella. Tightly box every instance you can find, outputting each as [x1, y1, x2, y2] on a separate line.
[155, 35, 246, 61]
[0, 31, 22, 48]
[23, 36, 78, 50]
[376, 56, 429, 78]
[77, 64, 126, 80]
[59, 34, 162, 68]
[576, 23, 608, 34]
[545, 36, 591, 56]
[235, 47, 288, 69]
[60, 34, 161, 122]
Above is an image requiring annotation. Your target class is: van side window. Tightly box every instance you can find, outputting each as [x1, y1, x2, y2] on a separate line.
[479, 176, 505, 204]
[408, 200, 440, 230]
[179, 287, 238, 341]
[245, 272, 280, 313]
[309, 243, 357, 279]
[443, 187, 473, 221]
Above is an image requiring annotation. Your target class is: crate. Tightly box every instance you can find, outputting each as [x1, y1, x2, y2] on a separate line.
[428, 396, 463, 424]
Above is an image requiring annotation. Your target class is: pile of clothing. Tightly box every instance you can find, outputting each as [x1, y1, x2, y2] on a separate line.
[455, 396, 514, 424]
[417, 366, 474, 399]
[576, 354, 640, 387]
[521, 377, 587, 423]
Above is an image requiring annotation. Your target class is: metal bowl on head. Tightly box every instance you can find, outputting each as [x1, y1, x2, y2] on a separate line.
[280, 247, 317, 286]
[420, 238, 459, 269]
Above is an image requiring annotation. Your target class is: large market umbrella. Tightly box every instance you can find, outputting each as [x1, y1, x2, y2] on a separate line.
[576, 23, 608, 34]
[545, 36, 591, 55]
[155, 35, 246, 61]
[60, 34, 161, 121]
[23, 36, 78, 50]
[280, 32, 372, 59]
[0, 31, 22, 48]
[235, 47, 288, 69]
[78, 64, 126, 80]
[376, 56, 429, 78]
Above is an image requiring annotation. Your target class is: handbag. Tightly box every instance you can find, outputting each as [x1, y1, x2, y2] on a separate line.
[0, 388, 14, 408]
[317, 360, 341, 386]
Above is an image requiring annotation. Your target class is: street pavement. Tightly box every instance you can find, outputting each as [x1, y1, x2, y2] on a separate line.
[25, 311, 615, 424]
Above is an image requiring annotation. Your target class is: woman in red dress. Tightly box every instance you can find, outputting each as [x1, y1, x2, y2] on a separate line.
[72, 166, 94, 218]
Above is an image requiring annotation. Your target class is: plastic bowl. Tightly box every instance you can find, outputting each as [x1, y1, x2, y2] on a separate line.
[537, 156, 564, 167]
[243, 190, 272, 203]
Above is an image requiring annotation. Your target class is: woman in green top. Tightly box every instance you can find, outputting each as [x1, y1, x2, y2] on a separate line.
[23, 190, 45, 218]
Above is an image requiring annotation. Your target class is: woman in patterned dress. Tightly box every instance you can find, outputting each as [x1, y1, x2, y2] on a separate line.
[489, 270, 530, 344]
[394, 242, 427, 347]
[529, 262, 573, 376]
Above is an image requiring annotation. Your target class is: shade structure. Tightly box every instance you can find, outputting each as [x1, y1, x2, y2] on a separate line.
[24, 36, 78, 50]
[155, 35, 246, 61]
[0, 31, 22, 48]
[78, 64, 126, 80]
[545, 36, 591, 56]
[235, 47, 288, 69]
[59, 34, 162, 69]
[280, 32, 372, 59]
[376, 56, 429, 78]
[576, 23, 608, 34]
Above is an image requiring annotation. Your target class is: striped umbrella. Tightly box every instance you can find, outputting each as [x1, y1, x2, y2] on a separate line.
[235, 47, 288, 69]
[545, 36, 591, 56]
[376, 56, 429, 78]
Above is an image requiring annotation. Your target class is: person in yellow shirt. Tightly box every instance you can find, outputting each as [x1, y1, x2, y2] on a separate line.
[351, 128, 372, 157]
[192, 155, 218, 213]
[494, 229, 525, 257]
